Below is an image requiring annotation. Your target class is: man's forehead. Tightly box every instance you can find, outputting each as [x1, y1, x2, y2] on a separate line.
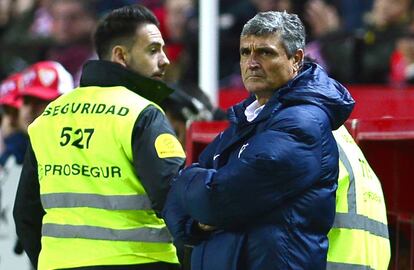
[135, 23, 164, 45]
[240, 34, 281, 47]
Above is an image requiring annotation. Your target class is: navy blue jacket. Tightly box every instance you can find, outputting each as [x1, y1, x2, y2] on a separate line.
[163, 63, 355, 270]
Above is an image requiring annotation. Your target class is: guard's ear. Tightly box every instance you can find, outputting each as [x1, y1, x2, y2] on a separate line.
[111, 45, 128, 67]
[292, 49, 304, 73]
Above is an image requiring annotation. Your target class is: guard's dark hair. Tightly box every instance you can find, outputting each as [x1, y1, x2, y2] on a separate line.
[94, 4, 159, 59]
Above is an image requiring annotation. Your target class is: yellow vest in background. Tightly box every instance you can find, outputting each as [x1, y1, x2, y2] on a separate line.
[28, 86, 178, 270]
[328, 125, 390, 270]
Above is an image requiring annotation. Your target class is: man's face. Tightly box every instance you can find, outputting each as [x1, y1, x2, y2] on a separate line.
[240, 33, 298, 97]
[125, 24, 170, 80]
[51, 1, 96, 44]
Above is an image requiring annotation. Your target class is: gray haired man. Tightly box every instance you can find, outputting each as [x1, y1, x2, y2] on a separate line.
[163, 11, 354, 270]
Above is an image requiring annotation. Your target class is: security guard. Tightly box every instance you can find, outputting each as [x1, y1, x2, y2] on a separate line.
[13, 5, 184, 270]
[328, 125, 391, 270]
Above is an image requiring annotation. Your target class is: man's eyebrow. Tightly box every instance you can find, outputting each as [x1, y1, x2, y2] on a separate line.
[255, 44, 276, 49]
[146, 41, 166, 50]
[147, 41, 162, 46]
[240, 45, 276, 52]
[256, 47, 276, 52]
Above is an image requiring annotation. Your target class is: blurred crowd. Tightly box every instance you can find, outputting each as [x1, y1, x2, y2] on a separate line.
[0, 60, 73, 269]
[0, 0, 412, 268]
[1, 0, 414, 92]
[219, 0, 414, 88]
[0, 0, 414, 209]
[1, 0, 414, 175]
[1, 0, 414, 154]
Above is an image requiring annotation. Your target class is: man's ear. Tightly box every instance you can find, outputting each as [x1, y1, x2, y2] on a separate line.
[292, 49, 304, 72]
[111, 45, 128, 67]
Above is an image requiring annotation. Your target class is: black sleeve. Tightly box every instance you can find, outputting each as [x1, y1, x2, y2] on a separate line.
[132, 105, 185, 215]
[13, 140, 45, 268]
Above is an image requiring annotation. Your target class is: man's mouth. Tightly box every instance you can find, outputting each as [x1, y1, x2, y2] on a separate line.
[247, 75, 264, 79]
[152, 72, 165, 80]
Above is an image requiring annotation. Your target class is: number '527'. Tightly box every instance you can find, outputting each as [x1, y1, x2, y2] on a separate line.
[60, 127, 95, 149]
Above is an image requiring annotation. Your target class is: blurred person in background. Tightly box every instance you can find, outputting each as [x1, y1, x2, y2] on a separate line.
[161, 89, 211, 148]
[0, 0, 52, 40]
[48, 0, 96, 46]
[8, 61, 72, 269]
[0, 0, 54, 79]
[161, 84, 226, 148]
[389, 11, 414, 87]
[14, 5, 184, 270]
[45, 0, 98, 84]
[153, 0, 196, 84]
[304, 0, 411, 83]
[0, 72, 31, 270]
[389, 32, 414, 87]
[18, 61, 74, 132]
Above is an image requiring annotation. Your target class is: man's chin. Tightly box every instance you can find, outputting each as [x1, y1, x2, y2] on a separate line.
[245, 83, 269, 93]
[151, 75, 164, 81]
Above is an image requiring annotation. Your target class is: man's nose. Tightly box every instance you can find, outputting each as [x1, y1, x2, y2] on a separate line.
[159, 51, 170, 68]
[247, 55, 260, 69]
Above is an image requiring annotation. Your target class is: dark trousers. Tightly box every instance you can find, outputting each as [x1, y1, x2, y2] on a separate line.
[63, 262, 181, 270]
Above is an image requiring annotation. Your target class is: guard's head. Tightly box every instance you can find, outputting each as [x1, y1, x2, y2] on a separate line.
[94, 4, 170, 80]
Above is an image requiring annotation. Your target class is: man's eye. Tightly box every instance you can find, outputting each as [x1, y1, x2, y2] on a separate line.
[149, 47, 158, 54]
[240, 49, 250, 56]
[260, 50, 273, 56]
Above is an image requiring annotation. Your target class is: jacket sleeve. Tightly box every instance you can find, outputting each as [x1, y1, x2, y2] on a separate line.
[173, 109, 326, 228]
[162, 164, 213, 261]
[132, 105, 185, 215]
[13, 140, 45, 268]
[162, 133, 224, 252]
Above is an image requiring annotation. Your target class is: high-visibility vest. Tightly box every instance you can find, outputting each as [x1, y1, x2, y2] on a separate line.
[328, 126, 391, 270]
[28, 86, 181, 270]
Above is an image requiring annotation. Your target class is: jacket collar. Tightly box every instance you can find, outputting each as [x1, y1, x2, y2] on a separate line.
[79, 60, 174, 105]
[228, 62, 354, 130]
[228, 93, 282, 127]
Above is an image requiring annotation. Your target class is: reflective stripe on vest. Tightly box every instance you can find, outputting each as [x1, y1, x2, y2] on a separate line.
[42, 224, 172, 242]
[333, 213, 388, 239]
[334, 144, 389, 239]
[337, 144, 356, 214]
[41, 193, 152, 210]
[327, 262, 374, 270]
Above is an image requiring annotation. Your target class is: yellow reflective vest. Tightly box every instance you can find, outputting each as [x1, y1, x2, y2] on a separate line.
[328, 125, 391, 270]
[28, 86, 178, 270]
